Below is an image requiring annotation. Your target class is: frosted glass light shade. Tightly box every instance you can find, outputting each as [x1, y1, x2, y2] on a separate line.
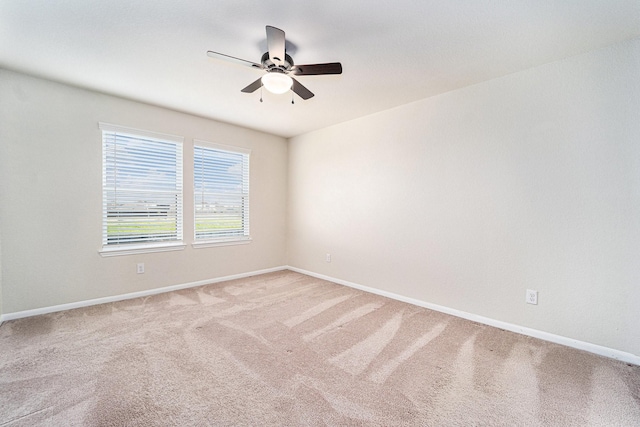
[261, 72, 293, 94]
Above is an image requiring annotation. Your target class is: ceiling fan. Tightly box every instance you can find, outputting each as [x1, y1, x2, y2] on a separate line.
[207, 25, 342, 101]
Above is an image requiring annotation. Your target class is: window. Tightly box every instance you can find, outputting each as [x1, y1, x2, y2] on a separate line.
[193, 141, 250, 247]
[100, 123, 184, 256]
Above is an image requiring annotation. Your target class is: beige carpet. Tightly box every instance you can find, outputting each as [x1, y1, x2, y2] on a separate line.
[1, 270, 639, 426]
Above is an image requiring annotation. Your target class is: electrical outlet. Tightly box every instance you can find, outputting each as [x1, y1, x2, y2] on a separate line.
[526, 289, 538, 305]
[325, 253, 331, 263]
[137, 263, 145, 274]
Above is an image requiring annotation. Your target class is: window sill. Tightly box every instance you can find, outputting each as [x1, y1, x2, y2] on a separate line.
[99, 242, 187, 257]
[192, 237, 252, 249]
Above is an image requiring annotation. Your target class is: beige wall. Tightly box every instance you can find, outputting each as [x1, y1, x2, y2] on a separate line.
[288, 38, 640, 356]
[0, 69, 288, 313]
[0, 230, 3, 320]
[2, 38, 639, 357]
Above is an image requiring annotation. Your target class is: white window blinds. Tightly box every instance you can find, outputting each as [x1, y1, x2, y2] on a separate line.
[101, 123, 183, 247]
[194, 141, 250, 242]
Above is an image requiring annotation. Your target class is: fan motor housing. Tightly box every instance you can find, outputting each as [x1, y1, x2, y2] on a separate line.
[261, 52, 294, 72]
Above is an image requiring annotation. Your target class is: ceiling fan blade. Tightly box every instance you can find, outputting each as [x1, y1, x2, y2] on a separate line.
[207, 51, 263, 69]
[241, 78, 263, 93]
[266, 25, 286, 66]
[291, 77, 314, 100]
[292, 62, 342, 76]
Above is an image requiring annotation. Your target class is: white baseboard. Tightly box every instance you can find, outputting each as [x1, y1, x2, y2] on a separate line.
[1, 266, 288, 322]
[3, 265, 638, 366]
[287, 266, 640, 366]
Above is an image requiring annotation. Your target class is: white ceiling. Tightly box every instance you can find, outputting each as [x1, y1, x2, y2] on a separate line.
[1, 1, 639, 138]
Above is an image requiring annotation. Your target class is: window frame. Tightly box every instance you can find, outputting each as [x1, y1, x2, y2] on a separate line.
[98, 122, 186, 257]
[192, 139, 251, 249]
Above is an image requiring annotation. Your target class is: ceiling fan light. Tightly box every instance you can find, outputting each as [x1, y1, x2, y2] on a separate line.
[261, 72, 293, 94]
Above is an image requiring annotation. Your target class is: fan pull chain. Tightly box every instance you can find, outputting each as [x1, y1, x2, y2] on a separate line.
[260, 85, 263, 103]
[291, 90, 294, 104]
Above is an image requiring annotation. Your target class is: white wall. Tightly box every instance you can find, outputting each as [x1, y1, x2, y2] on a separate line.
[288, 38, 640, 356]
[0, 70, 288, 314]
